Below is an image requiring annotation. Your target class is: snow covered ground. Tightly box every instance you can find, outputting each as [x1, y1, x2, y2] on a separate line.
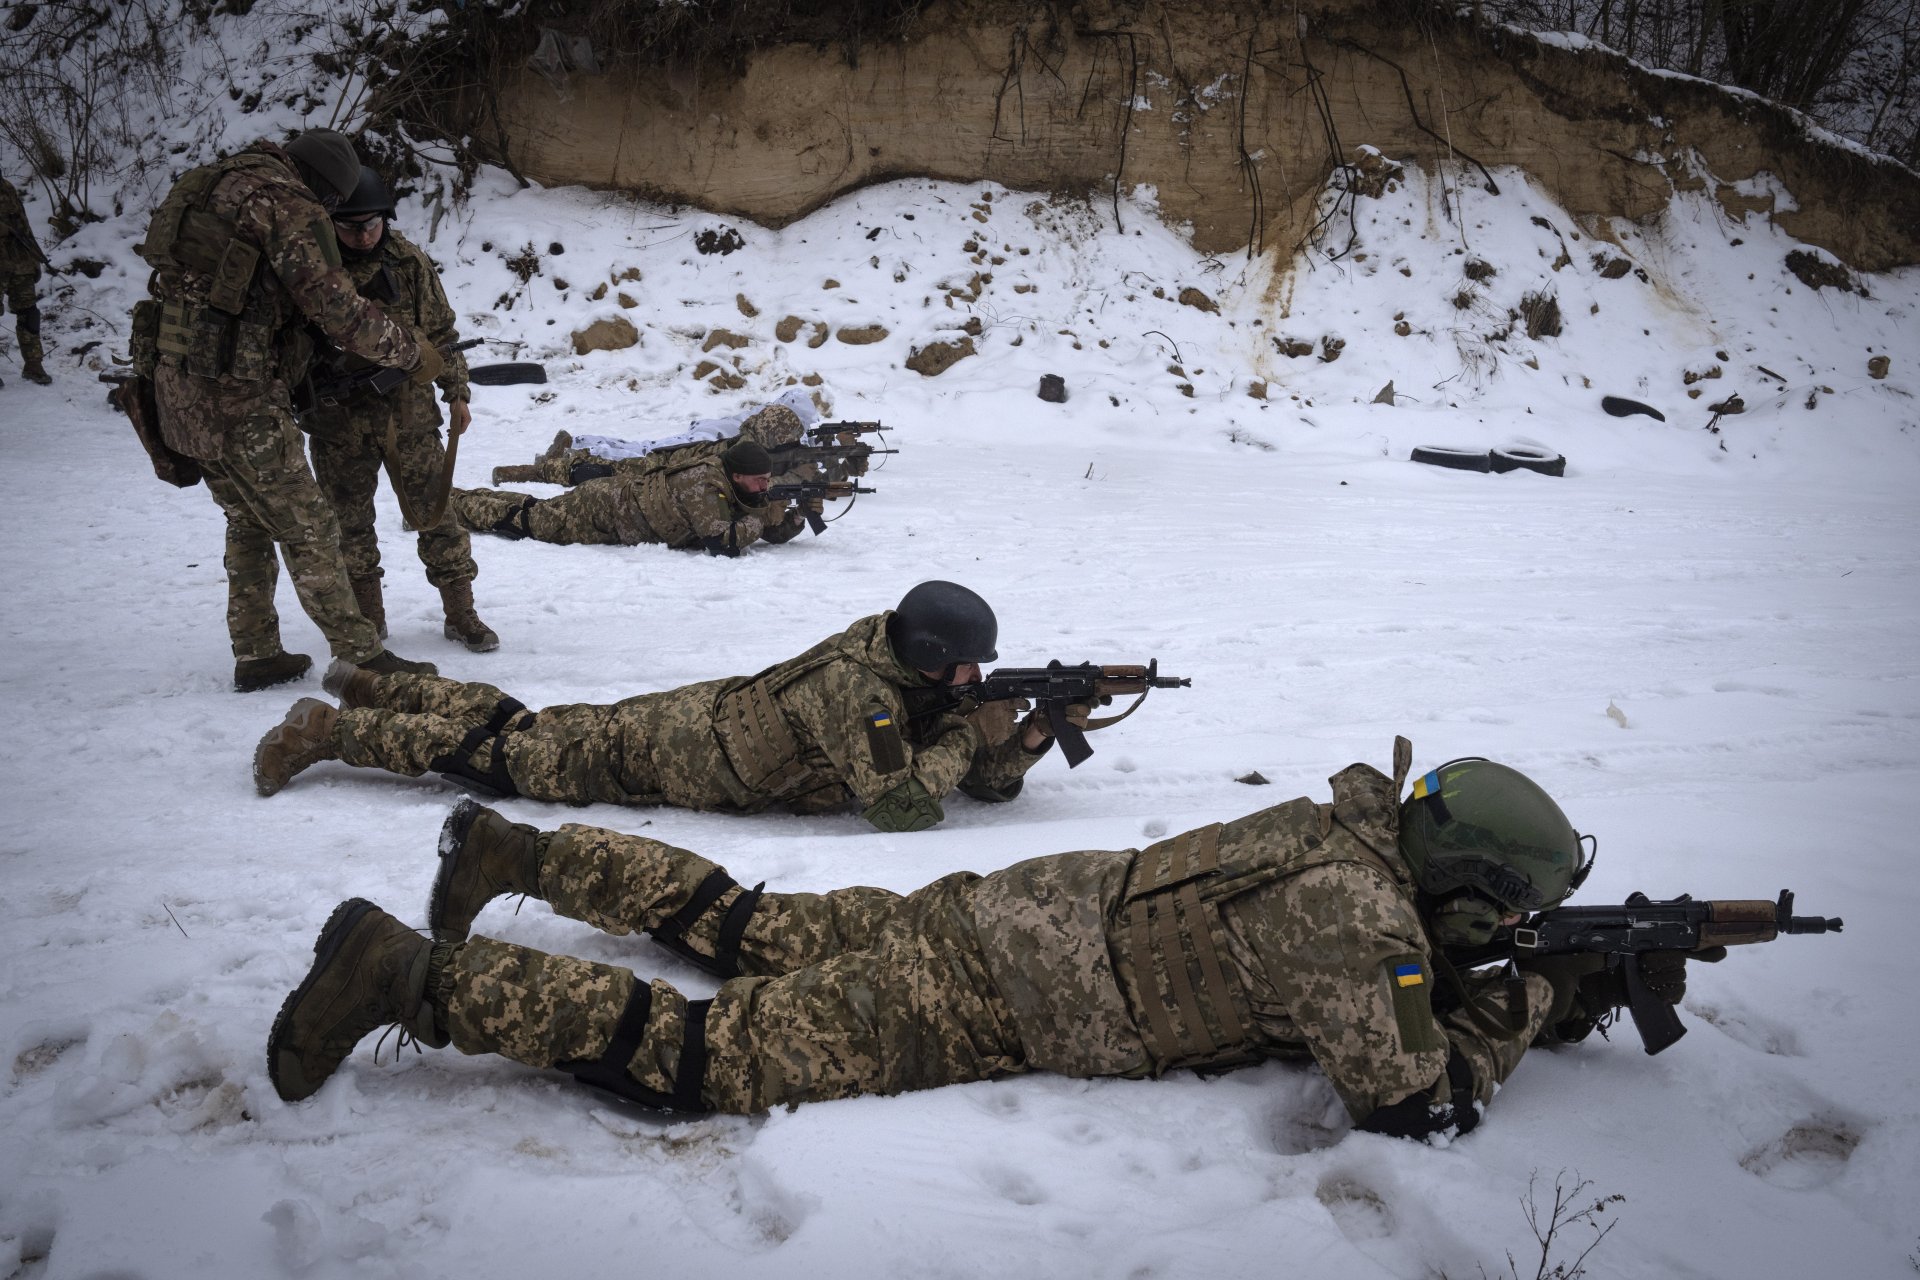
[2, 142, 1918, 1278]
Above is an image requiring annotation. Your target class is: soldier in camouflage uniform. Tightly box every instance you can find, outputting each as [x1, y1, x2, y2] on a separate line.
[492, 399, 811, 488]
[451, 437, 812, 555]
[269, 742, 1717, 1140]
[0, 173, 52, 386]
[298, 168, 497, 653]
[136, 130, 439, 690]
[252, 581, 1052, 833]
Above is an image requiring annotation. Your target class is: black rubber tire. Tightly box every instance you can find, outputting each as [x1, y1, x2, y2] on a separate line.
[1490, 447, 1566, 477]
[469, 361, 547, 387]
[1409, 446, 1492, 473]
[1600, 395, 1664, 421]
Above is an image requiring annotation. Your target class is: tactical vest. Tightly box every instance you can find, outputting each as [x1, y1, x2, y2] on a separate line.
[1119, 738, 1415, 1074]
[634, 456, 726, 548]
[710, 644, 847, 799]
[141, 153, 317, 382]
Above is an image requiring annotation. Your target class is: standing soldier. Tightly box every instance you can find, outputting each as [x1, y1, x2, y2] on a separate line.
[267, 745, 1723, 1142]
[300, 167, 497, 652]
[136, 129, 440, 690]
[0, 171, 52, 386]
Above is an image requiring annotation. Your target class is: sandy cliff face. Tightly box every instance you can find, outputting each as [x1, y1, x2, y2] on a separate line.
[476, 0, 1918, 270]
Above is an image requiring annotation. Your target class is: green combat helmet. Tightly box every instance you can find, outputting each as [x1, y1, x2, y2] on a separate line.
[1398, 758, 1592, 947]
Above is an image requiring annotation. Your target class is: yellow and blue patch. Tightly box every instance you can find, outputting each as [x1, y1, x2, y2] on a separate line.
[1393, 962, 1425, 988]
[870, 710, 893, 729]
[1411, 770, 1442, 799]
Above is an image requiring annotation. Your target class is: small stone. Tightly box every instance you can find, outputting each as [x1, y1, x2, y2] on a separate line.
[589, 282, 607, 301]
[836, 324, 889, 345]
[702, 328, 750, 352]
[736, 293, 759, 318]
[1320, 335, 1346, 362]
[1372, 380, 1395, 405]
[1178, 286, 1217, 313]
[806, 322, 829, 349]
[1236, 771, 1271, 786]
[691, 360, 721, 380]
[1273, 336, 1314, 358]
[906, 336, 976, 377]
[962, 317, 983, 337]
[822, 278, 841, 290]
[775, 315, 804, 343]
[1247, 380, 1268, 400]
[571, 316, 639, 355]
[617, 292, 638, 309]
[801, 373, 823, 386]
[710, 370, 746, 390]
[1867, 355, 1891, 379]
[614, 267, 642, 282]
[693, 227, 744, 255]
[1038, 373, 1067, 403]
[1393, 319, 1412, 337]
[1707, 394, 1746, 415]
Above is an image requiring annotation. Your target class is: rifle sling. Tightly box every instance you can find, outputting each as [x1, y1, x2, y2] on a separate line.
[1076, 686, 1154, 733]
[383, 398, 464, 531]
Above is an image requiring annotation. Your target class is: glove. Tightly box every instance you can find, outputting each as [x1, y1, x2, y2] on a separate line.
[1520, 949, 1727, 1042]
[1357, 1050, 1480, 1143]
[1020, 700, 1099, 739]
[861, 778, 946, 833]
[965, 698, 1024, 749]
[408, 333, 445, 385]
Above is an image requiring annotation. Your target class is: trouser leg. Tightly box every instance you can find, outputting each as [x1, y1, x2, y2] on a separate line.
[309, 429, 384, 585]
[438, 872, 1021, 1114]
[386, 404, 478, 589]
[205, 471, 285, 661]
[538, 823, 905, 978]
[203, 410, 380, 663]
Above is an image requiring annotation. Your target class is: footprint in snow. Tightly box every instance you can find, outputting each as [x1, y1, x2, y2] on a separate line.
[1739, 1118, 1861, 1189]
[977, 1161, 1048, 1205]
[1316, 1176, 1394, 1241]
[1688, 1000, 1804, 1056]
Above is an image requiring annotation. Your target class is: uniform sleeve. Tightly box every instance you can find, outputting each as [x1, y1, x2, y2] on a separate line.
[956, 731, 1052, 802]
[410, 243, 470, 402]
[251, 189, 418, 370]
[778, 665, 979, 807]
[666, 465, 772, 551]
[1233, 863, 1454, 1120]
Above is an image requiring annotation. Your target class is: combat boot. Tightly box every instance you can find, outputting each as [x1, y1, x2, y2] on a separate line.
[489, 463, 543, 484]
[321, 656, 384, 709]
[254, 697, 339, 796]
[19, 326, 50, 385]
[439, 581, 500, 653]
[234, 651, 312, 693]
[267, 898, 449, 1102]
[428, 798, 544, 941]
[358, 649, 438, 677]
[351, 575, 388, 640]
[21, 359, 50, 386]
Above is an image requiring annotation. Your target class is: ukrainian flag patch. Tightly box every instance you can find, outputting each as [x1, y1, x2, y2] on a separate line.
[870, 710, 893, 729]
[1411, 770, 1442, 799]
[863, 705, 906, 774]
[1394, 962, 1425, 988]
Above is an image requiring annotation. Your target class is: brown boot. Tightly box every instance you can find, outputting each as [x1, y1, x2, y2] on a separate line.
[539, 429, 573, 461]
[428, 798, 544, 941]
[19, 325, 50, 385]
[234, 651, 313, 693]
[439, 580, 499, 652]
[350, 575, 387, 640]
[267, 898, 448, 1102]
[321, 657, 384, 709]
[489, 463, 543, 484]
[21, 360, 50, 386]
[358, 649, 437, 677]
[254, 697, 339, 796]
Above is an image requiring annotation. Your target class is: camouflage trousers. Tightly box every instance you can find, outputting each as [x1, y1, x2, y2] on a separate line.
[308, 394, 477, 591]
[196, 406, 381, 663]
[436, 822, 1024, 1112]
[327, 671, 748, 808]
[2, 270, 42, 368]
[451, 479, 656, 547]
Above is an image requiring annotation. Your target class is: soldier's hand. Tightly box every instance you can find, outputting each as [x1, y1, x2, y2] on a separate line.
[409, 334, 445, 385]
[1636, 947, 1726, 1005]
[448, 400, 471, 433]
[1516, 952, 1611, 1032]
[965, 697, 1026, 749]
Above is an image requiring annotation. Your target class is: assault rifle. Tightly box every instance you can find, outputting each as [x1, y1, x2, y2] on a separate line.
[916, 660, 1191, 767]
[1504, 890, 1842, 1055]
[301, 337, 487, 410]
[4, 219, 55, 271]
[765, 479, 875, 534]
[102, 371, 202, 488]
[806, 420, 887, 441]
[770, 440, 899, 482]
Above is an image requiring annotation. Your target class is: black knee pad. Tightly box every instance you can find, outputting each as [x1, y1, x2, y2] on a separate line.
[648, 869, 765, 979]
[561, 982, 712, 1113]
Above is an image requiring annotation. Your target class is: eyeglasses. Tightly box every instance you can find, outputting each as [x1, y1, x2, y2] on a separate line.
[334, 213, 385, 231]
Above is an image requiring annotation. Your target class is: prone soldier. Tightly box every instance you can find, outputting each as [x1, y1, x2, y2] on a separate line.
[267, 744, 1735, 1140]
[297, 167, 497, 652]
[451, 438, 818, 555]
[0, 172, 52, 386]
[491, 398, 812, 486]
[135, 129, 439, 689]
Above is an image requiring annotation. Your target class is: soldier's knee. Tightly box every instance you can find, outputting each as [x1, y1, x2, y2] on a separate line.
[649, 869, 765, 979]
[559, 981, 713, 1113]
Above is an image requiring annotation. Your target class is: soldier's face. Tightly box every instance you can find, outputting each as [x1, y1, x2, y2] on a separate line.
[333, 214, 385, 253]
[731, 472, 771, 495]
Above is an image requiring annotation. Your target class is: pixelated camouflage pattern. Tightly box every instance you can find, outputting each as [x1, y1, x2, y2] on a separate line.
[450, 456, 804, 551]
[302, 230, 475, 589]
[506, 402, 809, 487]
[319, 614, 1049, 823]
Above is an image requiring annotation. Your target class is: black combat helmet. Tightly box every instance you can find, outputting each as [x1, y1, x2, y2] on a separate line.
[283, 130, 361, 209]
[334, 165, 397, 219]
[1399, 758, 1591, 946]
[887, 581, 998, 671]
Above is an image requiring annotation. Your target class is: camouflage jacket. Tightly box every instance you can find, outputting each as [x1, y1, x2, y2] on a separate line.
[321, 228, 469, 401]
[606, 612, 1046, 818]
[628, 455, 806, 552]
[0, 178, 43, 275]
[968, 739, 1549, 1122]
[145, 142, 418, 457]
